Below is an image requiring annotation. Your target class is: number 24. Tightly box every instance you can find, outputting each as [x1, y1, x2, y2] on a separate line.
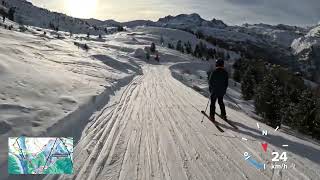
[272, 152, 288, 162]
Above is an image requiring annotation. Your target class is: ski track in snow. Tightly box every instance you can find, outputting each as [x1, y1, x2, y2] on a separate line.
[50, 64, 320, 180]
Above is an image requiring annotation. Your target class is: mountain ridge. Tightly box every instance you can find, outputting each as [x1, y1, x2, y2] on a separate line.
[2, 0, 319, 83]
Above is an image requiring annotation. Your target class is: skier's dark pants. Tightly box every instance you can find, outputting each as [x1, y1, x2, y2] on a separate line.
[210, 94, 226, 118]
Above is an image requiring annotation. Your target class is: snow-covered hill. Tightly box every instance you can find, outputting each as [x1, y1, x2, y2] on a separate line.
[0, 19, 144, 179]
[291, 25, 320, 82]
[42, 28, 319, 180]
[233, 23, 307, 47]
[291, 25, 320, 55]
[2, 0, 119, 35]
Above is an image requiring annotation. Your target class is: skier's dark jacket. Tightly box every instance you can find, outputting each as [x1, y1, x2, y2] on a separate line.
[208, 68, 229, 96]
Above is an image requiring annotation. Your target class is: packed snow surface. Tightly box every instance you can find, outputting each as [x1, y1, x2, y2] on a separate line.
[51, 62, 320, 180]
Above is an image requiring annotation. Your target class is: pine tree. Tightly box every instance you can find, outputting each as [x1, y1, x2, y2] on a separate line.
[226, 52, 231, 60]
[207, 48, 216, 59]
[117, 26, 124, 32]
[198, 41, 205, 53]
[194, 44, 201, 58]
[176, 40, 183, 52]
[197, 41, 207, 58]
[233, 69, 241, 82]
[254, 71, 282, 128]
[8, 7, 15, 21]
[195, 30, 204, 39]
[315, 99, 320, 139]
[184, 41, 192, 54]
[293, 90, 318, 136]
[205, 54, 210, 61]
[241, 66, 256, 100]
[232, 58, 244, 82]
[160, 35, 164, 45]
[49, 22, 55, 30]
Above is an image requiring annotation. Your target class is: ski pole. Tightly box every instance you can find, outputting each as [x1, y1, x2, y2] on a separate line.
[201, 97, 210, 123]
[202, 69, 213, 123]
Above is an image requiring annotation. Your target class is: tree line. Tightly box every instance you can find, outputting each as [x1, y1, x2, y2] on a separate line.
[233, 58, 320, 139]
[167, 39, 230, 61]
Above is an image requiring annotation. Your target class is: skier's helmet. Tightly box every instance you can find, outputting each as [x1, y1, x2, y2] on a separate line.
[216, 59, 224, 67]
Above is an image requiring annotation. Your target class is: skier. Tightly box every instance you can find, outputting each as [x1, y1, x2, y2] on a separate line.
[208, 59, 228, 122]
[2, 15, 5, 23]
[155, 53, 160, 62]
[146, 51, 150, 61]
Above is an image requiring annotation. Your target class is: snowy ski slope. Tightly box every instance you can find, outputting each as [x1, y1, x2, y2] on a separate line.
[0, 22, 319, 180]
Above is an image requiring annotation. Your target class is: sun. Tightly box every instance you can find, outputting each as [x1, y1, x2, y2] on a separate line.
[65, 0, 97, 19]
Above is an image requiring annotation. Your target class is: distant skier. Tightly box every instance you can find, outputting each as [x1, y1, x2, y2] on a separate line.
[146, 51, 150, 61]
[2, 15, 5, 23]
[208, 59, 228, 121]
[155, 53, 160, 62]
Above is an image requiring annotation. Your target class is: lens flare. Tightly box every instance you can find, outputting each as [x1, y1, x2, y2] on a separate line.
[65, 0, 97, 18]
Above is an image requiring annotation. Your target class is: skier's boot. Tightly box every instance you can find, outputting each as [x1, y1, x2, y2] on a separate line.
[221, 114, 227, 120]
[209, 116, 215, 123]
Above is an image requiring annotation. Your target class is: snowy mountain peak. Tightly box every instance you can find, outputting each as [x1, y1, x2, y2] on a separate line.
[210, 18, 227, 27]
[307, 25, 320, 37]
[158, 13, 203, 24]
[158, 13, 227, 29]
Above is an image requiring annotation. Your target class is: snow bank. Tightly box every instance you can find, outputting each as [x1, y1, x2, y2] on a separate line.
[0, 24, 142, 179]
[131, 48, 146, 58]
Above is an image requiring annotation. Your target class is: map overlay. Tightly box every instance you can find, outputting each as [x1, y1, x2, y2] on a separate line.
[8, 137, 73, 174]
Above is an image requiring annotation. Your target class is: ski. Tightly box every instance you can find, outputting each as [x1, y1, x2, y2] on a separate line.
[201, 111, 224, 133]
[215, 113, 238, 130]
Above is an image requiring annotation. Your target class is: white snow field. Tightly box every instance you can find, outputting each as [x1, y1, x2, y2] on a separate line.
[1, 24, 320, 180]
[0, 21, 142, 179]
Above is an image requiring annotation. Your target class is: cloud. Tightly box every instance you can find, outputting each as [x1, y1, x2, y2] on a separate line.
[28, 0, 320, 26]
[224, 0, 320, 25]
[225, 0, 262, 5]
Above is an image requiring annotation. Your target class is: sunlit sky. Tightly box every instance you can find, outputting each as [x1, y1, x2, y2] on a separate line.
[27, 0, 320, 26]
